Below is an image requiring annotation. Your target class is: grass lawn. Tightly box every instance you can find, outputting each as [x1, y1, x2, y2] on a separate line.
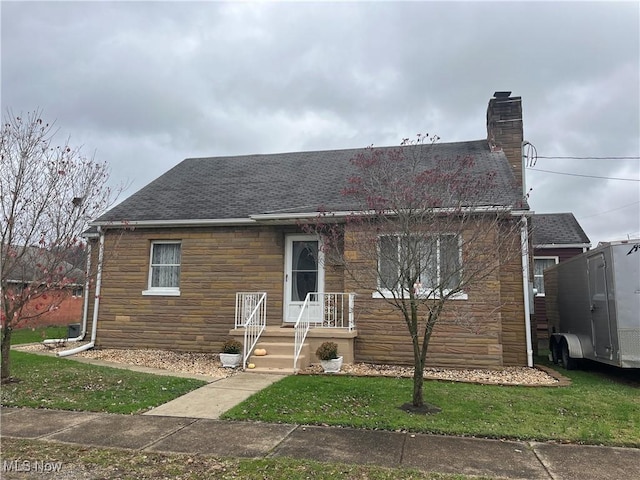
[9, 325, 69, 345]
[2, 438, 479, 480]
[2, 347, 638, 447]
[1, 350, 207, 414]
[222, 358, 640, 447]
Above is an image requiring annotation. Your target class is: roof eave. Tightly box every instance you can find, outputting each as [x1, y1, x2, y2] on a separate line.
[90, 218, 257, 229]
[534, 242, 592, 249]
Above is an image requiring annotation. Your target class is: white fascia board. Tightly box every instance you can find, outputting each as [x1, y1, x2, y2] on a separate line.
[91, 218, 256, 229]
[534, 243, 592, 249]
[93, 205, 523, 228]
[252, 206, 518, 221]
[511, 209, 532, 217]
[249, 211, 353, 222]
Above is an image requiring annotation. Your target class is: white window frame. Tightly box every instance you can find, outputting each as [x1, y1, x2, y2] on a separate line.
[142, 241, 182, 296]
[374, 233, 467, 300]
[533, 256, 559, 297]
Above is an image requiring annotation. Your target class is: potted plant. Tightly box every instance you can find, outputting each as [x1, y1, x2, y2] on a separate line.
[220, 338, 243, 368]
[316, 341, 343, 373]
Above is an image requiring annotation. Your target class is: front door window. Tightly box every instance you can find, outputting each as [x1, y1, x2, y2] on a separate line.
[292, 241, 318, 302]
[284, 235, 324, 323]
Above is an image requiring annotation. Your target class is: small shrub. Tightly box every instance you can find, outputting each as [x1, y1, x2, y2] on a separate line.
[222, 338, 242, 354]
[316, 341, 338, 361]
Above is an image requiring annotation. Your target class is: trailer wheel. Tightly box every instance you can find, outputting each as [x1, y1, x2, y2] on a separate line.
[550, 339, 560, 365]
[560, 341, 577, 370]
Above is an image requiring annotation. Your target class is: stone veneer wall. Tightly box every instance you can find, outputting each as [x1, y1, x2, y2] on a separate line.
[87, 219, 528, 367]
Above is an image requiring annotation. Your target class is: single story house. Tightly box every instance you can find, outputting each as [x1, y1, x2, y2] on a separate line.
[81, 92, 535, 371]
[531, 213, 591, 349]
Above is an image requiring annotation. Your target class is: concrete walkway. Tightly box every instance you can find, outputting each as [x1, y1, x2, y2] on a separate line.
[2, 406, 639, 480]
[143, 372, 286, 419]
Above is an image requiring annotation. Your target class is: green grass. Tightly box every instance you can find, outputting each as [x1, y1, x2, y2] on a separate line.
[9, 325, 69, 345]
[3, 347, 638, 447]
[1, 350, 207, 414]
[223, 358, 640, 447]
[2, 438, 480, 480]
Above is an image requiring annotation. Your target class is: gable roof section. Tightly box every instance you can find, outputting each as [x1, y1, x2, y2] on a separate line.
[3, 245, 85, 285]
[532, 213, 591, 247]
[94, 140, 526, 225]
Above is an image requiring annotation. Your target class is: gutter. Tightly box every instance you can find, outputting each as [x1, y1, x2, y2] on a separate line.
[520, 215, 534, 367]
[58, 227, 105, 357]
[91, 218, 254, 228]
[533, 243, 592, 250]
[42, 242, 93, 345]
[91, 205, 527, 229]
[252, 205, 523, 222]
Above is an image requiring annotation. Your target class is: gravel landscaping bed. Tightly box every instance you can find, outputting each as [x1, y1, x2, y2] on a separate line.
[17, 343, 560, 385]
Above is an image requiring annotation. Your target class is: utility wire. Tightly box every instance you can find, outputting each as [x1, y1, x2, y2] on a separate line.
[536, 156, 640, 160]
[578, 201, 640, 219]
[527, 167, 640, 182]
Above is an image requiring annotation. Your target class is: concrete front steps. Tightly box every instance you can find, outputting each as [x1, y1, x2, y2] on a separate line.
[227, 326, 308, 374]
[228, 325, 358, 375]
[248, 341, 310, 374]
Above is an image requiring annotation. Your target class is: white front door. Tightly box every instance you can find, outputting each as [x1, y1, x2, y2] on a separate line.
[284, 234, 324, 324]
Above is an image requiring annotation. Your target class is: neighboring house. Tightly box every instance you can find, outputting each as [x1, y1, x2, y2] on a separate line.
[531, 213, 591, 349]
[84, 92, 534, 370]
[1, 246, 85, 328]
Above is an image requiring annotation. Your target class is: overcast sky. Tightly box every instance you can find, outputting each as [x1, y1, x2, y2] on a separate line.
[2, 1, 639, 245]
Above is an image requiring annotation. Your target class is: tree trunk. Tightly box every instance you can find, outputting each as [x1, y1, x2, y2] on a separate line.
[412, 359, 425, 407]
[1, 326, 12, 382]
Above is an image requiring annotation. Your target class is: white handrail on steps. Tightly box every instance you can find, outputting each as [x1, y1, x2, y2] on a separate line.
[235, 292, 267, 369]
[293, 292, 314, 372]
[293, 292, 357, 372]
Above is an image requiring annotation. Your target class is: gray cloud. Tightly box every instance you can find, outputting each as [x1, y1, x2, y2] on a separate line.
[2, 1, 638, 244]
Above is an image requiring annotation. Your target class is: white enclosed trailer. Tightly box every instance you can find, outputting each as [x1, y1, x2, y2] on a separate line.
[545, 240, 640, 369]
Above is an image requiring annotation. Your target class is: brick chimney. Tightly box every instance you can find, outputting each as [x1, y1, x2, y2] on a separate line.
[486, 91, 524, 189]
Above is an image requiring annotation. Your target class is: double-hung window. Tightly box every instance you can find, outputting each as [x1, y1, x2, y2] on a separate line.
[533, 257, 558, 296]
[378, 234, 462, 295]
[143, 241, 181, 296]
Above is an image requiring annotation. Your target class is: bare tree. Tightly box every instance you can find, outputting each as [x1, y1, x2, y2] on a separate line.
[1, 110, 117, 382]
[307, 135, 525, 409]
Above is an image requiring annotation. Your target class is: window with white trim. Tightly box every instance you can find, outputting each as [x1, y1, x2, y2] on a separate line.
[533, 257, 558, 296]
[143, 241, 181, 295]
[378, 234, 461, 293]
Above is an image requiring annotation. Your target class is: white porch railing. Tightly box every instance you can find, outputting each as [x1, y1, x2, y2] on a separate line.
[293, 292, 356, 372]
[235, 292, 267, 369]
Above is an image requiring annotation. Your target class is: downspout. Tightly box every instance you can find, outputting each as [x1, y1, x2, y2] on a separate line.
[520, 215, 534, 367]
[43, 242, 92, 345]
[58, 227, 104, 357]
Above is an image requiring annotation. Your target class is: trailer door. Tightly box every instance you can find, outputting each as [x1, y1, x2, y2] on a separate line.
[588, 254, 612, 359]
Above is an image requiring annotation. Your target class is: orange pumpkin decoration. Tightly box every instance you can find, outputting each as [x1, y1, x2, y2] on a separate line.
[254, 348, 267, 356]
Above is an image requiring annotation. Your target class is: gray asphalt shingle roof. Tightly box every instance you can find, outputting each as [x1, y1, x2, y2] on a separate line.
[95, 140, 526, 224]
[4, 246, 85, 284]
[532, 213, 591, 246]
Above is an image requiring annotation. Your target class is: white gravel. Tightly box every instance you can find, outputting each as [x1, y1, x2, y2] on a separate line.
[17, 343, 560, 385]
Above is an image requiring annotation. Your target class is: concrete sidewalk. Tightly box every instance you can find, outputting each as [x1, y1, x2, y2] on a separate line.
[2, 407, 639, 480]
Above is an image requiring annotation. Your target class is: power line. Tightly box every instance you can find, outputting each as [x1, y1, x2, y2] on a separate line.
[527, 167, 640, 182]
[537, 156, 640, 160]
[578, 201, 640, 220]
